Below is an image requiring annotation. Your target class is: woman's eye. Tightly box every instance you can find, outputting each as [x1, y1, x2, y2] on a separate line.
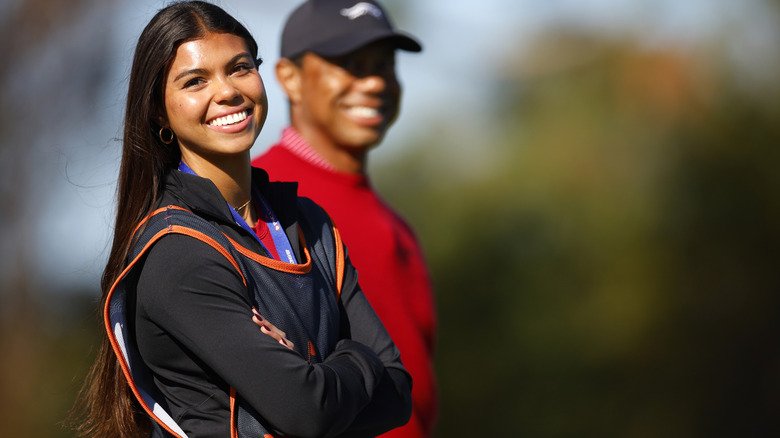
[184, 77, 204, 88]
[233, 63, 253, 74]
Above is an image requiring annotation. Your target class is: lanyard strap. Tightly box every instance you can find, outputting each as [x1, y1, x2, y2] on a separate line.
[252, 184, 297, 264]
[177, 162, 297, 263]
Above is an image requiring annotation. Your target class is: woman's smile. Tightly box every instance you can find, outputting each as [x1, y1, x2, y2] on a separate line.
[206, 108, 253, 133]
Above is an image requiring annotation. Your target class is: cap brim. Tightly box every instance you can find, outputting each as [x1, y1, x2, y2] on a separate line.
[308, 29, 422, 57]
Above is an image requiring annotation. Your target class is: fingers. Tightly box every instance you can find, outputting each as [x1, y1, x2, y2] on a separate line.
[262, 325, 295, 350]
[253, 312, 286, 337]
[252, 312, 287, 337]
[251, 308, 295, 350]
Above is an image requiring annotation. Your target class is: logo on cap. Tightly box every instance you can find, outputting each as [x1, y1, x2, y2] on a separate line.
[340, 2, 383, 20]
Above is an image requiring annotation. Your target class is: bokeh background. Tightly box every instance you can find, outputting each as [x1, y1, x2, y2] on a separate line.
[2, 0, 780, 436]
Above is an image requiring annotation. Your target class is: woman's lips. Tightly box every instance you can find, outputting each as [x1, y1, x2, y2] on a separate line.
[206, 109, 252, 133]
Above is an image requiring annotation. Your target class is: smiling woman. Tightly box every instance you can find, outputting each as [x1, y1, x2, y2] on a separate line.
[162, 31, 268, 218]
[71, 2, 412, 437]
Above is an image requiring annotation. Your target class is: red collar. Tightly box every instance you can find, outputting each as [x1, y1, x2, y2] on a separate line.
[279, 127, 337, 172]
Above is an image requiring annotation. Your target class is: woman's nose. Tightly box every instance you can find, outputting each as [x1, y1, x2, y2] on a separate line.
[214, 77, 241, 102]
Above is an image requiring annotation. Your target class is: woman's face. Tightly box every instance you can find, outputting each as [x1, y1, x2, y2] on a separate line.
[163, 32, 267, 163]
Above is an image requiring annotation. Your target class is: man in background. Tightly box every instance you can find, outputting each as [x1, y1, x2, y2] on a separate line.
[252, 1, 436, 436]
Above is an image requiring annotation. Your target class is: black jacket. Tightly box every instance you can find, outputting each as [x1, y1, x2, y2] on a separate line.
[131, 168, 412, 437]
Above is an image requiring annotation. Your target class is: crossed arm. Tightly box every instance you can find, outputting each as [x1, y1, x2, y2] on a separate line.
[135, 234, 411, 437]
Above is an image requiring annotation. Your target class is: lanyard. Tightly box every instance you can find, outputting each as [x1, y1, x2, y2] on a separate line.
[177, 161, 297, 263]
[251, 184, 298, 264]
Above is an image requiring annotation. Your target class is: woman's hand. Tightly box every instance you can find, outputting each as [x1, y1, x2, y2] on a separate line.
[252, 308, 294, 350]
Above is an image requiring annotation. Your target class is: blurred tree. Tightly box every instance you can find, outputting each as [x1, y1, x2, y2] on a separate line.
[0, 0, 115, 436]
[376, 23, 780, 438]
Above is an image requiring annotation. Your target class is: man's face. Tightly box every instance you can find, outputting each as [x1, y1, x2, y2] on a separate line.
[294, 41, 400, 154]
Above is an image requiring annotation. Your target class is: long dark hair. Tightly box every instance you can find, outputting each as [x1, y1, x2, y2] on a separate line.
[73, 2, 259, 436]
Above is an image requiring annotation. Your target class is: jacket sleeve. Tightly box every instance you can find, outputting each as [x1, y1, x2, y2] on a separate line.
[334, 252, 413, 437]
[135, 234, 402, 438]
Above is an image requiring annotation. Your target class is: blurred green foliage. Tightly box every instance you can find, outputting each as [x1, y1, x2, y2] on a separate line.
[0, 291, 98, 437]
[377, 31, 780, 437]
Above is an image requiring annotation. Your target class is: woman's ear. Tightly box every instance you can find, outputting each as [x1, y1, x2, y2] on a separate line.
[276, 57, 302, 104]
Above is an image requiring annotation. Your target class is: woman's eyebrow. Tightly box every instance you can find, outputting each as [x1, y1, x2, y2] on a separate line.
[228, 52, 253, 64]
[173, 68, 208, 83]
[172, 52, 253, 83]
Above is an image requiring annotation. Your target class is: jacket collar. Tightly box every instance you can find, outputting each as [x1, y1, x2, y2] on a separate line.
[162, 167, 300, 232]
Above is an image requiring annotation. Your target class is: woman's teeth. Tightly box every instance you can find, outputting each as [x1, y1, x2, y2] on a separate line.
[208, 110, 248, 127]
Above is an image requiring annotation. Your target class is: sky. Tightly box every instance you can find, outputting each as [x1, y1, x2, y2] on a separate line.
[24, 0, 778, 292]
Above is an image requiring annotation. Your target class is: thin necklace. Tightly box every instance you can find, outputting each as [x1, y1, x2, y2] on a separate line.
[234, 199, 251, 212]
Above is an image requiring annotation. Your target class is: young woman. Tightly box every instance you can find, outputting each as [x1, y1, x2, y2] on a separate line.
[74, 2, 411, 437]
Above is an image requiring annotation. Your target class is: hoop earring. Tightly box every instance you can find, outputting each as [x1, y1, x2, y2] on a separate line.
[159, 126, 175, 145]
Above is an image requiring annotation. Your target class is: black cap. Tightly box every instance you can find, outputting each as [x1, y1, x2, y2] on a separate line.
[280, 0, 423, 59]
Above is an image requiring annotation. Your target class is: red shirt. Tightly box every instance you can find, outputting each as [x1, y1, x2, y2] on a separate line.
[253, 128, 437, 437]
[253, 217, 280, 260]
